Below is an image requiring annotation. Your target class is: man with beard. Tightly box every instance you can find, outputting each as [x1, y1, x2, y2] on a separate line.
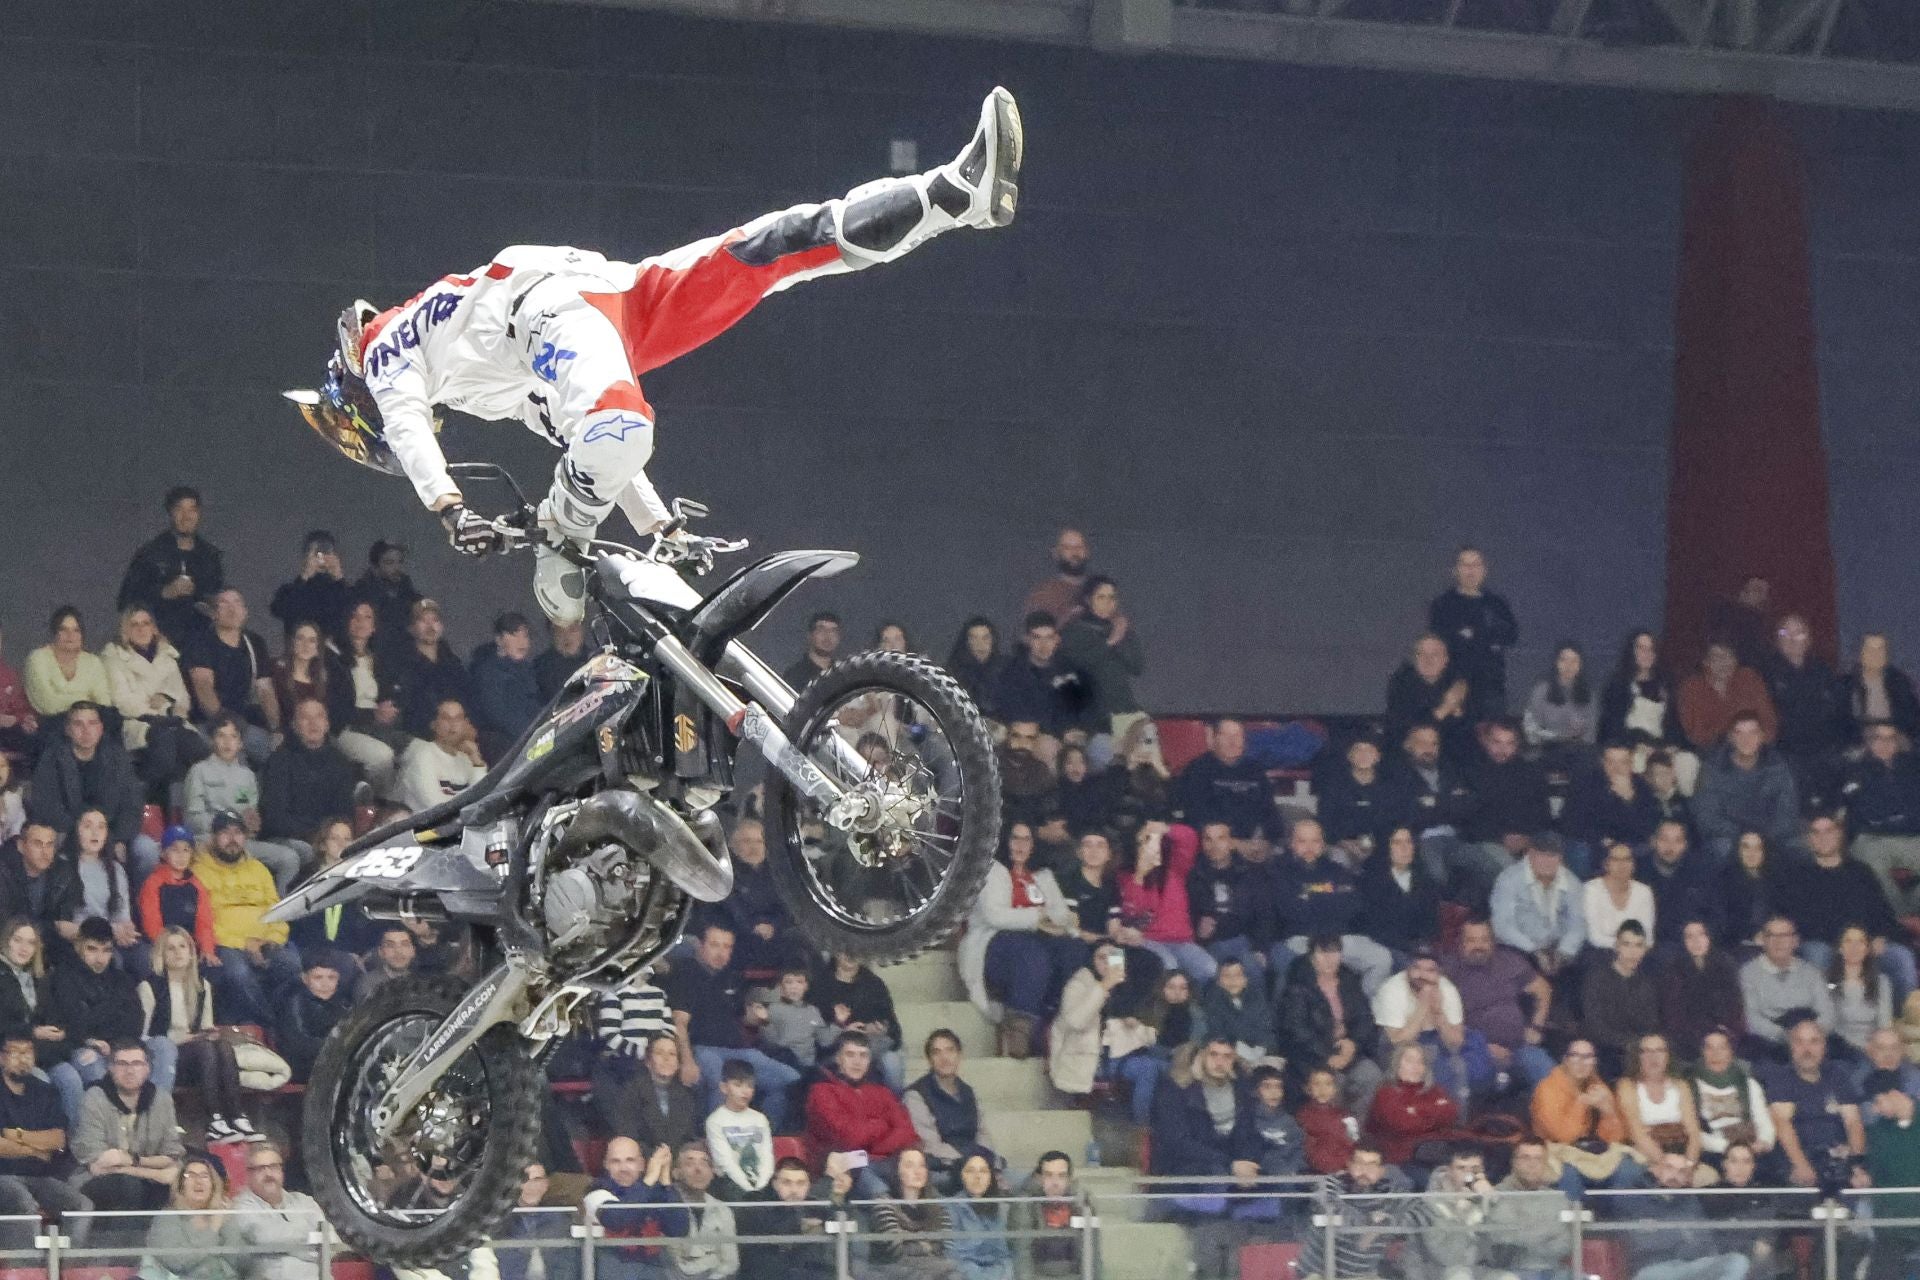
[780, 611, 842, 694]
[736, 1156, 849, 1280]
[352, 539, 424, 642]
[1442, 917, 1554, 1088]
[996, 719, 1060, 829]
[391, 600, 471, 739]
[1393, 722, 1479, 891]
[1373, 948, 1489, 1101]
[197, 810, 302, 1023]
[1460, 719, 1553, 892]
[1296, 1145, 1416, 1280]
[1186, 820, 1270, 979]
[1024, 528, 1091, 626]
[0, 1033, 90, 1248]
[1172, 718, 1274, 843]
[117, 486, 223, 648]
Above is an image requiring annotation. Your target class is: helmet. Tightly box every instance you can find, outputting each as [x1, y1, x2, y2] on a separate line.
[283, 301, 436, 477]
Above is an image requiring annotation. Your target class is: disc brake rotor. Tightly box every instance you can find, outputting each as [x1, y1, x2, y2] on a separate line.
[336, 1014, 492, 1223]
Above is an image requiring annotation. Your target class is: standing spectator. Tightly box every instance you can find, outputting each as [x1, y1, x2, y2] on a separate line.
[272, 622, 393, 797]
[273, 953, 347, 1083]
[184, 589, 281, 766]
[1689, 1028, 1777, 1160]
[1846, 633, 1920, 742]
[28, 702, 158, 879]
[268, 530, 350, 643]
[0, 1032, 89, 1241]
[0, 623, 40, 762]
[1764, 614, 1847, 812]
[67, 1038, 184, 1214]
[709, 817, 809, 975]
[1429, 546, 1520, 717]
[117, 488, 223, 649]
[1198, 956, 1275, 1061]
[330, 601, 409, 756]
[665, 924, 800, 1129]
[534, 619, 588, 701]
[1059, 576, 1144, 755]
[780, 611, 842, 694]
[806, 1032, 917, 1164]
[1365, 1042, 1460, 1169]
[141, 1153, 245, 1280]
[1523, 642, 1599, 770]
[101, 606, 203, 790]
[396, 697, 488, 812]
[1118, 821, 1215, 983]
[47, 919, 177, 1128]
[993, 613, 1094, 754]
[1267, 818, 1393, 994]
[1661, 922, 1747, 1059]
[1186, 820, 1272, 977]
[1679, 642, 1778, 752]
[1627, 1152, 1754, 1280]
[1583, 921, 1662, 1078]
[1764, 1015, 1865, 1191]
[944, 1152, 1014, 1280]
[1691, 714, 1801, 864]
[1171, 718, 1272, 842]
[1601, 630, 1686, 755]
[1046, 943, 1121, 1097]
[1618, 1033, 1704, 1165]
[1783, 814, 1918, 999]
[144, 926, 258, 1143]
[137, 827, 217, 963]
[1442, 916, 1555, 1087]
[1640, 821, 1722, 952]
[1530, 1039, 1648, 1196]
[391, 600, 471, 739]
[1826, 925, 1895, 1055]
[1583, 841, 1657, 952]
[1460, 719, 1553, 894]
[1317, 732, 1411, 866]
[1707, 576, 1774, 670]
[24, 607, 114, 727]
[1385, 635, 1475, 763]
[1274, 935, 1384, 1112]
[961, 821, 1077, 1034]
[1490, 836, 1585, 978]
[258, 697, 358, 871]
[1564, 744, 1663, 865]
[472, 611, 544, 759]
[1843, 721, 1920, 915]
[351, 540, 423, 644]
[671, 1141, 740, 1280]
[1488, 1139, 1574, 1280]
[229, 1142, 324, 1280]
[812, 953, 905, 1089]
[196, 812, 300, 1024]
[706, 1058, 775, 1196]
[1023, 529, 1091, 627]
[182, 715, 301, 892]
[1721, 832, 1786, 951]
[0, 825, 83, 948]
[1740, 917, 1835, 1060]
[945, 618, 1008, 724]
[1374, 948, 1488, 1102]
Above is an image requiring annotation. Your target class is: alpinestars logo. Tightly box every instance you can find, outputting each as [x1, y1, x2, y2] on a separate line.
[581, 413, 652, 445]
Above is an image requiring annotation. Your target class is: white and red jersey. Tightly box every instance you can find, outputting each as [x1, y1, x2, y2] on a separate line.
[357, 245, 642, 508]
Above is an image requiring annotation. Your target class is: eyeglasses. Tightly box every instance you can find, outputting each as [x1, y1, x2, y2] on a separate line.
[1566, 1050, 1596, 1060]
[248, 1162, 284, 1173]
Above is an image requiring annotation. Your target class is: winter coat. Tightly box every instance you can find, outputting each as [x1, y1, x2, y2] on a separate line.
[135, 863, 217, 958]
[1562, 767, 1661, 846]
[1638, 849, 1724, 950]
[1678, 668, 1778, 751]
[1659, 953, 1747, 1059]
[0, 848, 85, 937]
[1047, 966, 1110, 1095]
[1117, 823, 1200, 945]
[1274, 955, 1378, 1073]
[1691, 743, 1802, 853]
[1764, 654, 1847, 754]
[1364, 1080, 1460, 1165]
[274, 986, 347, 1082]
[471, 651, 544, 741]
[1197, 982, 1276, 1053]
[1147, 1074, 1256, 1178]
[804, 1067, 917, 1158]
[69, 1080, 184, 1182]
[391, 643, 472, 739]
[28, 737, 146, 848]
[1428, 588, 1519, 713]
[100, 638, 192, 751]
[959, 861, 1073, 1016]
[1058, 613, 1143, 720]
[259, 739, 357, 841]
[118, 530, 223, 648]
[1357, 857, 1442, 952]
[1843, 754, 1920, 837]
[1846, 664, 1920, 741]
[47, 961, 145, 1045]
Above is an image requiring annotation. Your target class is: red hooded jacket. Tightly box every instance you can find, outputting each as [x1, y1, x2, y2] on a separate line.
[806, 1067, 917, 1159]
[1118, 822, 1201, 945]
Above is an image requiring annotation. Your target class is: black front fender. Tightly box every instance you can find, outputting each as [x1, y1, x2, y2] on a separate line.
[687, 550, 858, 662]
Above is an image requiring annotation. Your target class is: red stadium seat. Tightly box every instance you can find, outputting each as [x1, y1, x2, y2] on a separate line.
[550, 1079, 593, 1099]
[574, 1136, 608, 1174]
[1239, 1241, 1300, 1280]
[1582, 1238, 1628, 1280]
[773, 1135, 814, 1172]
[208, 1139, 252, 1195]
[142, 805, 166, 842]
[332, 1260, 377, 1280]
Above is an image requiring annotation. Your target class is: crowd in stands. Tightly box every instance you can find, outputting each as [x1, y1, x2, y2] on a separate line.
[12, 491, 1920, 1278]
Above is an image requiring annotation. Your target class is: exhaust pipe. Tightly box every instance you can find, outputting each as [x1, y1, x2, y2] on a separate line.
[555, 790, 734, 903]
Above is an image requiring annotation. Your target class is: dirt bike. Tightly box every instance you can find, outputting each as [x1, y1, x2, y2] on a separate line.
[263, 463, 1001, 1265]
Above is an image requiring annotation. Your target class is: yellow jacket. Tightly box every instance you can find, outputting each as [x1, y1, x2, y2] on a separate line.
[193, 850, 289, 948]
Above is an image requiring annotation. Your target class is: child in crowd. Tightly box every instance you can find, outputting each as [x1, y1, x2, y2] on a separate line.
[706, 1058, 776, 1197]
[1296, 1066, 1360, 1174]
[1245, 1065, 1307, 1179]
[766, 967, 836, 1068]
[138, 826, 219, 963]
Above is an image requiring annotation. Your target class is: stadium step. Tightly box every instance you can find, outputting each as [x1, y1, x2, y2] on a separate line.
[1081, 1165, 1154, 1221]
[895, 999, 996, 1062]
[877, 951, 967, 1004]
[1098, 1221, 1195, 1280]
[983, 1106, 1092, 1176]
[945, 1055, 1060, 1111]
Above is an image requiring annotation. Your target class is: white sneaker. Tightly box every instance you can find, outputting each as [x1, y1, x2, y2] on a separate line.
[233, 1115, 267, 1143]
[938, 86, 1023, 229]
[206, 1115, 241, 1144]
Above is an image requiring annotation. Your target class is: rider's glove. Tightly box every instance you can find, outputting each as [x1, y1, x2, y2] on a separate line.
[441, 504, 502, 557]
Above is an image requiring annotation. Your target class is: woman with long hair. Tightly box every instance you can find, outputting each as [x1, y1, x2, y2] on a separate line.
[1660, 920, 1746, 1059]
[1689, 1028, 1776, 1162]
[1109, 968, 1205, 1127]
[960, 821, 1079, 1046]
[145, 925, 261, 1144]
[1829, 923, 1894, 1054]
[862, 1147, 963, 1280]
[945, 1151, 1014, 1280]
[328, 599, 410, 753]
[0, 916, 64, 1070]
[1846, 633, 1920, 742]
[1617, 1033, 1703, 1165]
[1116, 821, 1215, 983]
[274, 620, 394, 797]
[1059, 576, 1146, 757]
[1357, 826, 1442, 957]
[101, 604, 205, 790]
[1055, 742, 1122, 837]
[139, 1153, 245, 1280]
[1720, 831, 1785, 952]
[23, 605, 112, 721]
[1582, 840, 1656, 953]
[1365, 1042, 1460, 1170]
[945, 617, 1008, 723]
[67, 806, 142, 960]
[1600, 630, 1685, 749]
[1524, 641, 1598, 769]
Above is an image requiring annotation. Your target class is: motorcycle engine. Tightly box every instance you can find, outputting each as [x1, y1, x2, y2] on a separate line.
[543, 841, 650, 954]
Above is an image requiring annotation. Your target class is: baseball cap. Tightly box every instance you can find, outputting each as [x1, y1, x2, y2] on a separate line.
[161, 824, 195, 850]
[209, 810, 247, 835]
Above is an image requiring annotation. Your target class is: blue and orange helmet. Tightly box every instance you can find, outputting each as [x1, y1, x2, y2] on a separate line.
[283, 300, 437, 477]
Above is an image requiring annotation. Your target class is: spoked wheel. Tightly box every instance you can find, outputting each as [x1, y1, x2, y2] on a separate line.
[304, 975, 541, 1267]
[763, 649, 1001, 959]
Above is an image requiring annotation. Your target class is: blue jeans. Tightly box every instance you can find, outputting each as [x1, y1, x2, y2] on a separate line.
[1139, 940, 1219, 985]
[51, 1037, 178, 1129]
[1800, 940, 1918, 1004]
[1204, 935, 1267, 980]
[1418, 1028, 1495, 1102]
[1111, 1048, 1170, 1126]
[1270, 935, 1394, 996]
[210, 944, 303, 1024]
[984, 931, 1086, 1017]
[692, 1045, 800, 1131]
[1633, 1256, 1750, 1280]
[1558, 1153, 1649, 1201]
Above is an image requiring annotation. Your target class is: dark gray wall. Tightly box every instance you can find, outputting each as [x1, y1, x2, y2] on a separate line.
[0, 0, 1747, 714]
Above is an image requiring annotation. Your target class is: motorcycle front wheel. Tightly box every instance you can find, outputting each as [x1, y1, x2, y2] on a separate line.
[763, 649, 1002, 960]
[304, 974, 542, 1267]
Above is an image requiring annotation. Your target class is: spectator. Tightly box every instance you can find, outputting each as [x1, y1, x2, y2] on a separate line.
[671, 1141, 740, 1280]
[197, 811, 301, 1024]
[735, 1155, 847, 1280]
[1741, 916, 1835, 1061]
[1689, 1028, 1777, 1160]
[48, 918, 177, 1128]
[182, 714, 301, 893]
[396, 697, 488, 812]
[1626, 1152, 1752, 1280]
[944, 1152, 1014, 1280]
[1274, 935, 1384, 1113]
[1107, 969, 1202, 1126]
[1601, 629, 1687, 755]
[230, 1142, 323, 1280]
[1199, 956, 1275, 1062]
[1524, 641, 1599, 769]
[1009, 1151, 1084, 1280]
[906, 1029, 996, 1184]
[140, 1152, 244, 1280]
[354, 924, 417, 1004]
[0, 823, 83, 948]
[1618, 1033, 1703, 1165]
[1721, 832, 1786, 951]
[994, 719, 1059, 831]
[707, 1057, 775, 1196]
[64, 808, 140, 963]
[607, 1032, 702, 1153]
[0, 757, 21, 846]
[1584, 841, 1657, 952]
[1059, 576, 1145, 753]
[1297, 1065, 1360, 1174]
[1564, 743, 1662, 863]
[1148, 1037, 1258, 1183]
[330, 600, 409, 756]
[1359, 825, 1443, 957]
[1846, 633, 1920, 742]
[1646, 751, 1695, 832]
[1843, 721, 1920, 915]
[145, 926, 258, 1143]
[1490, 835, 1585, 978]
[1186, 819, 1271, 977]
[1170, 718, 1272, 842]
[1365, 1042, 1460, 1169]
[137, 827, 217, 964]
[498, 1162, 580, 1280]
[0, 1032, 90, 1245]
[1385, 635, 1475, 763]
[1047, 943, 1122, 1097]
[862, 1148, 961, 1280]
[664, 924, 801, 1130]
[0, 622, 42, 761]
[534, 619, 588, 701]
[1827, 924, 1895, 1055]
[993, 614, 1095, 756]
[1267, 818, 1393, 994]
[812, 952, 905, 1090]
[1374, 947, 1489, 1103]
[780, 611, 841, 694]
[1023, 529, 1091, 627]
[184, 589, 281, 766]
[274, 953, 347, 1083]
[1855, 1027, 1920, 1108]
[24, 607, 114, 728]
[259, 696, 358, 869]
[1784, 814, 1918, 1000]
[1679, 641, 1778, 752]
[1240, 1064, 1306, 1178]
[1461, 718, 1554, 894]
[101, 605, 204, 791]
[1317, 731, 1410, 866]
[1583, 921, 1662, 1077]
[273, 621, 394, 798]
[709, 817, 809, 975]
[68, 1038, 184, 1214]
[472, 611, 544, 759]
[1640, 821, 1722, 952]
[1487, 1140, 1575, 1280]
[391, 600, 471, 739]
[1530, 1039, 1648, 1197]
[1763, 614, 1847, 812]
[268, 530, 350, 643]
[117, 487, 222, 648]
[1863, 1091, 1920, 1280]
[1700, 1143, 1780, 1280]
[1764, 1014, 1865, 1190]
[1429, 546, 1519, 717]
[585, 1138, 685, 1280]
[1661, 922, 1747, 1060]
[1117, 821, 1215, 983]
[351, 539, 423, 643]
[946, 617, 1009, 724]
[764, 967, 834, 1069]
[970, 820, 1082, 1043]
[285, 818, 377, 960]
[1394, 721, 1481, 885]
[1442, 916, 1556, 1088]
[807, 1031, 917, 1165]
[1420, 1146, 1510, 1280]
[28, 701, 159, 880]
[1295, 1144, 1417, 1280]
[1053, 742, 1119, 836]
[1707, 576, 1774, 670]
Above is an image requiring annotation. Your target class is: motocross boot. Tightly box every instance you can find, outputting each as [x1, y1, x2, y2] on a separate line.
[533, 470, 598, 627]
[834, 86, 1022, 266]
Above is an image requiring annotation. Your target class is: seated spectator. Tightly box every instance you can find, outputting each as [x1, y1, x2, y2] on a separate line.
[1047, 943, 1122, 1098]
[144, 925, 259, 1144]
[1864, 1092, 1920, 1280]
[397, 697, 488, 812]
[1680, 640, 1778, 750]
[1443, 917, 1555, 1089]
[1106, 969, 1202, 1127]
[274, 952, 347, 1083]
[763, 967, 833, 1069]
[1054, 743, 1120, 837]
[285, 818, 378, 961]
[1703, 1142, 1782, 1279]
[1661, 921, 1747, 1059]
[1365, 1042, 1460, 1170]
[1565, 744, 1662, 868]
[137, 826, 217, 964]
[944, 617, 1009, 726]
[1720, 831, 1785, 952]
[273, 621, 394, 798]
[259, 697, 357, 866]
[1241, 1065, 1305, 1178]
[534, 618, 588, 702]
[1295, 1144, 1417, 1280]
[665, 924, 801, 1130]
[101, 605, 205, 793]
[780, 611, 841, 696]
[68, 1038, 183, 1214]
[354, 924, 418, 1004]
[944, 1151, 1014, 1280]
[1147, 1038, 1257, 1195]
[64, 807, 142, 963]
[812, 952, 905, 1090]
[994, 614, 1098, 762]
[197, 812, 301, 1024]
[1185, 819, 1271, 978]
[1358, 826, 1443, 958]
[1765, 614, 1847, 813]
[1170, 718, 1272, 842]
[29, 701, 159, 880]
[862, 1148, 961, 1280]
[184, 590, 281, 766]
[1846, 633, 1920, 742]
[1275, 935, 1384, 1114]
[1646, 751, 1695, 831]
[1765, 1014, 1866, 1191]
[1689, 1027, 1778, 1160]
[1375, 947, 1491, 1103]
[1627, 1152, 1753, 1280]
[1296, 1065, 1359, 1174]
[182, 714, 301, 893]
[607, 1032, 702, 1153]
[390, 600, 471, 740]
[1583, 920, 1662, 1078]
[48, 919, 177, 1128]
[1117, 821, 1215, 983]
[352, 539, 423, 644]
[498, 1162, 579, 1280]
[734, 1155, 847, 1280]
[1618, 1033, 1703, 1166]
[1522, 642, 1600, 771]
[0, 823, 82, 948]
[330, 600, 409, 756]
[230, 1142, 322, 1280]
[1267, 818, 1393, 995]
[994, 719, 1060, 831]
[1490, 835, 1585, 979]
[584, 1138, 685, 1280]
[1531, 1038, 1648, 1196]
[1693, 713, 1801, 864]
[1009, 1151, 1084, 1280]
[472, 611, 544, 759]
[669, 1141, 739, 1280]
[961, 821, 1077, 1034]
[1460, 718, 1554, 892]
[1316, 731, 1409, 866]
[1855, 1026, 1920, 1107]
[1828, 924, 1896, 1055]
[807, 1031, 917, 1167]
[1584, 841, 1657, 953]
[1601, 629, 1686, 752]
[24, 607, 113, 726]
[1843, 721, 1920, 916]
[1419, 1146, 1509, 1280]
[1199, 957, 1275, 1062]
[1385, 634, 1475, 764]
[1785, 814, 1918, 1001]
[906, 1030, 997, 1184]
[1641, 821, 1722, 952]
[0, 918, 63, 1072]
[0, 624, 41, 764]
[705, 817, 809, 976]
[0, 1032, 89, 1244]
[1488, 1138, 1574, 1279]
[1740, 917, 1835, 1062]
[707, 1057, 775, 1196]
[1394, 722, 1480, 887]
[0, 757, 20, 846]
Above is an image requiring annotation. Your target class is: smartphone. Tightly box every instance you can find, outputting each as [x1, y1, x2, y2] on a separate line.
[1109, 952, 1125, 979]
[843, 1150, 870, 1169]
